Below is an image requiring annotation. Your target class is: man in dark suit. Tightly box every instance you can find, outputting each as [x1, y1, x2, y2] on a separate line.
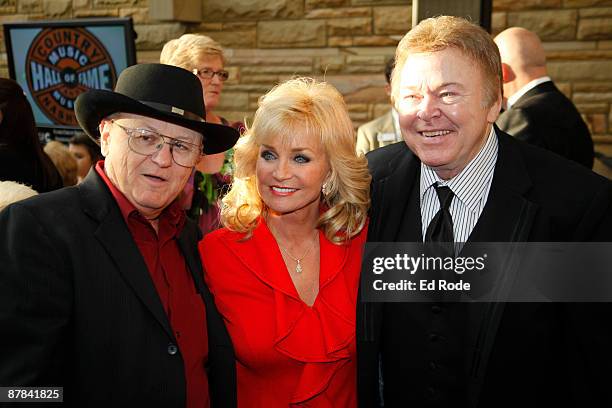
[0, 64, 239, 407]
[357, 16, 612, 408]
[495, 27, 594, 168]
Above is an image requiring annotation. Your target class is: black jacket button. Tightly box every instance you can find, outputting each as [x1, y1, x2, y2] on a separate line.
[167, 343, 178, 355]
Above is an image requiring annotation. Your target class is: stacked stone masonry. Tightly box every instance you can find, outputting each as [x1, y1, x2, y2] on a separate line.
[1, 0, 611, 176]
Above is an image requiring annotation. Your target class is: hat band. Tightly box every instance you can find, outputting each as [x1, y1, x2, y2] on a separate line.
[140, 101, 205, 122]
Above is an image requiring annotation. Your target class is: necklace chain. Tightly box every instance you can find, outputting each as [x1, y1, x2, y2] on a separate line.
[275, 231, 318, 274]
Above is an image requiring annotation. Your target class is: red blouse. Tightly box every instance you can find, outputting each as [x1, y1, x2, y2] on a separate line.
[200, 220, 367, 407]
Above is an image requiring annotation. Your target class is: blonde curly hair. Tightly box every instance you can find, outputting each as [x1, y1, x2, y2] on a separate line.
[160, 34, 225, 70]
[221, 77, 370, 244]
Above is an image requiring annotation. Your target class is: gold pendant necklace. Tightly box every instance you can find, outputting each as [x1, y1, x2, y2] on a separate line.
[275, 231, 318, 274]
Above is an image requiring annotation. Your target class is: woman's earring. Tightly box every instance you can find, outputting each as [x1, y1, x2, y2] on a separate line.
[321, 181, 332, 201]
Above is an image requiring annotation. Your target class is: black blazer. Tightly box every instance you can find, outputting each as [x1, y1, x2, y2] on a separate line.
[0, 171, 236, 407]
[357, 129, 612, 407]
[496, 81, 594, 168]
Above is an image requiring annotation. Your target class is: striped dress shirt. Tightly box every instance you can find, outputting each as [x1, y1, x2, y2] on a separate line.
[420, 126, 498, 244]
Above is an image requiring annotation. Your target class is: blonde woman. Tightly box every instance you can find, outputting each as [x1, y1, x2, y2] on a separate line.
[161, 34, 244, 234]
[199, 78, 370, 406]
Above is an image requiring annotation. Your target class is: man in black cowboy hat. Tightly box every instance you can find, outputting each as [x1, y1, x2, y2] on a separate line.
[0, 64, 238, 407]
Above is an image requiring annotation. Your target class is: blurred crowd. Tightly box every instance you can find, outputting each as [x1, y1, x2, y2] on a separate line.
[0, 77, 104, 204]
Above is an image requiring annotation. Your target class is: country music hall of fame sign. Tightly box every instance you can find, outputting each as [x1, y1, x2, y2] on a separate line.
[25, 27, 117, 126]
[4, 19, 135, 130]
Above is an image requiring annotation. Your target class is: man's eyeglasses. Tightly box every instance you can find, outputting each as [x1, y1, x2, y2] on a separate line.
[111, 121, 202, 168]
[193, 68, 230, 82]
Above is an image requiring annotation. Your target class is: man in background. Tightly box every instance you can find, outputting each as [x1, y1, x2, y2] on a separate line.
[495, 27, 594, 168]
[356, 57, 402, 155]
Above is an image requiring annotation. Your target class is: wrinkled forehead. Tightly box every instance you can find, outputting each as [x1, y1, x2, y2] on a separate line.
[399, 48, 485, 91]
[196, 54, 224, 68]
[111, 112, 203, 143]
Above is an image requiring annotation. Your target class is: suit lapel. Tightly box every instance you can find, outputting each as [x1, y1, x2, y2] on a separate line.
[79, 172, 174, 339]
[359, 146, 419, 403]
[369, 145, 421, 242]
[512, 81, 555, 108]
[177, 223, 233, 354]
[468, 131, 536, 242]
[359, 144, 419, 347]
[465, 129, 540, 406]
[177, 223, 205, 295]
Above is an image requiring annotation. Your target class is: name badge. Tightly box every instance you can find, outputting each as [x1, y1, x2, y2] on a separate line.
[377, 132, 397, 142]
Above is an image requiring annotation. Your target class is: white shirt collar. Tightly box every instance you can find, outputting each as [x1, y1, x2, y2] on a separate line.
[420, 126, 498, 214]
[507, 76, 551, 109]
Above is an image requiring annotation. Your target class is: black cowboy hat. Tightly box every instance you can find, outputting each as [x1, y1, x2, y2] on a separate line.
[75, 63, 239, 155]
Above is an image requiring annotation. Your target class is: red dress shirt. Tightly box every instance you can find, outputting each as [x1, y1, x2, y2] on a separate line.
[200, 219, 367, 407]
[96, 162, 209, 408]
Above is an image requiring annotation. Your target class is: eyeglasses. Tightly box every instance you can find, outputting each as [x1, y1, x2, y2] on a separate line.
[193, 68, 230, 82]
[111, 121, 202, 168]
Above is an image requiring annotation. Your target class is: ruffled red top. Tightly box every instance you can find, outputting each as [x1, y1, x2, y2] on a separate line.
[200, 219, 367, 407]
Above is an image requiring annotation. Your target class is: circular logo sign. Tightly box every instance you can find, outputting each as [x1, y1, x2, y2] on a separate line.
[26, 27, 117, 126]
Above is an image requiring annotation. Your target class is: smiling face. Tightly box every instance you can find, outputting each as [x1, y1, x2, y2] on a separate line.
[195, 55, 225, 112]
[99, 113, 202, 219]
[256, 131, 330, 218]
[396, 47, 501, 179]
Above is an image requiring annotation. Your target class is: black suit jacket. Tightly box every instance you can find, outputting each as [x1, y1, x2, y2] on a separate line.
[497, 81, 594, 168]
[357, 129, 612, 407]
[0, 171, 236, 407]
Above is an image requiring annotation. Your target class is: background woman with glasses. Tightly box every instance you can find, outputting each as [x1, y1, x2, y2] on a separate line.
[161, 34, 245, 235]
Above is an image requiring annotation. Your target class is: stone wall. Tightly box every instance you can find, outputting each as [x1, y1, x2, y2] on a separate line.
[1, 0, 611, 174]
[492, 0, 612, 176]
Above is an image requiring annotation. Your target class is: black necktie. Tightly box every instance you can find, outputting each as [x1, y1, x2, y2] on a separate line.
[425, 185, 455, 255]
